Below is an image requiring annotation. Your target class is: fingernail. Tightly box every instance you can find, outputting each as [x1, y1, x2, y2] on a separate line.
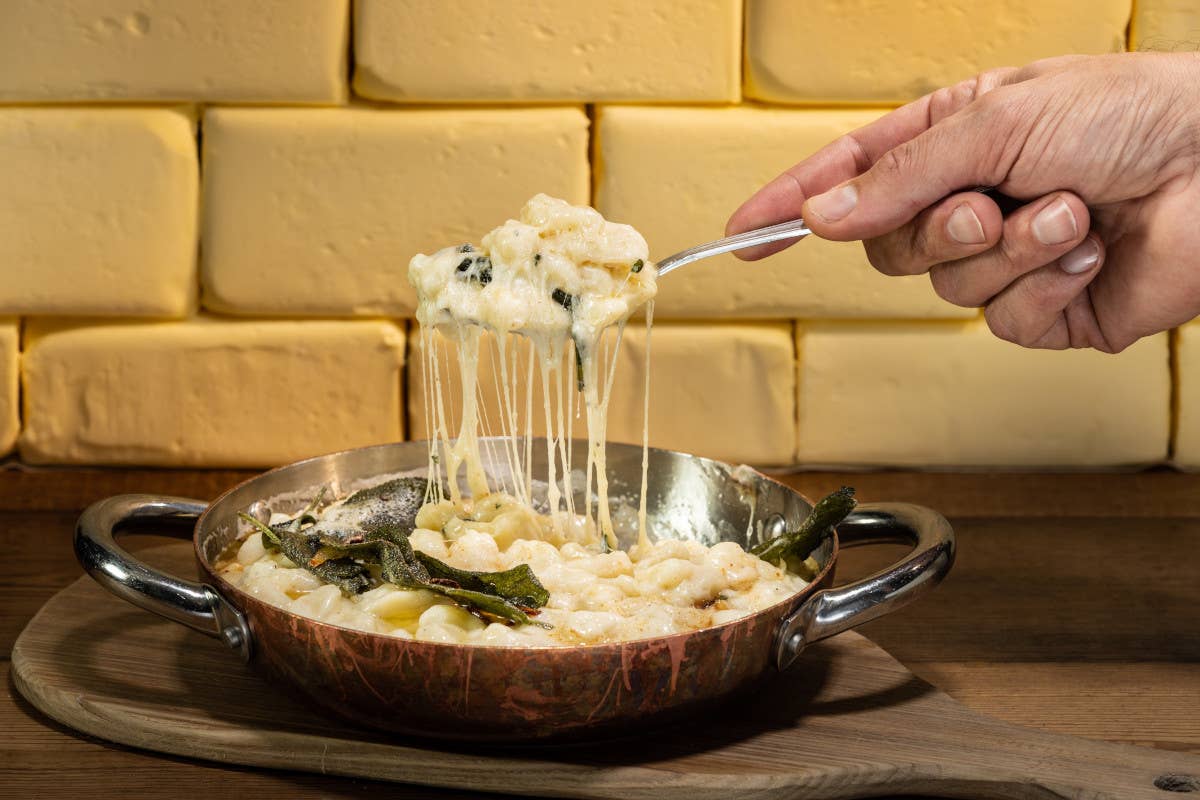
[1060, 238, 1100, 274]
[1032, 198, 1077, 245]
[807, 184, 858, 223]
[947, 204, 986, 245]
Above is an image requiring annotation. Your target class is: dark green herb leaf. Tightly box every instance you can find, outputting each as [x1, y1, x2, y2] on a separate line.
[551, 288, 575, 311]
[415, 553, 550, 608]
[751, 487, 856, 570]
[574, 341, 585, 392]
[631, 258, 644, 273]
[432, 585, 551, 628]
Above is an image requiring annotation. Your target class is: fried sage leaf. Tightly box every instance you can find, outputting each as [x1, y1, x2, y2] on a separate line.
[239, 512, 372, 594]
[242, 480, 554, 628]
[751, 487, 856, 573]
[341, 477, 427, 532]
[432, 585, 551, 628]
[415, 553, 550, 609]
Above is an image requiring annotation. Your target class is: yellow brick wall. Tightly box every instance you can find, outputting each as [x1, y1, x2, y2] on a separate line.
[0, 0, 1188, 469]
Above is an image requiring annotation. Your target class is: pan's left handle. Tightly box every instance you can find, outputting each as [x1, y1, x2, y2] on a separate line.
[773, 502, 954, 670]
[75, 494, 252, 662]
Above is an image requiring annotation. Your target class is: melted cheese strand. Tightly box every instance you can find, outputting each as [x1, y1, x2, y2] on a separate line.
[637, 301, 654, 552]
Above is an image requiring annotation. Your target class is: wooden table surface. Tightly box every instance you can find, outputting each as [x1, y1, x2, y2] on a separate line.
[3, 467, 1199, 799]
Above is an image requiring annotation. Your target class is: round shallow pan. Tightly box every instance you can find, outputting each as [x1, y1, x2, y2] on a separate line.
[75, 440, 954, 742]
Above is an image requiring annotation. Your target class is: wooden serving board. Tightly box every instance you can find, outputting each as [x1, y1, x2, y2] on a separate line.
[12, 543, 1200, 800]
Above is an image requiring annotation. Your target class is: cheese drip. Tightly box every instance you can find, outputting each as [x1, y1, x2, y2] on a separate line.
[409, 195, 657, 549]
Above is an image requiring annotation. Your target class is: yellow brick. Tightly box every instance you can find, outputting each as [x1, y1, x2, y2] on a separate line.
[354, 0, 739, 103]
[201, 107, 590, 317]
[20, 317, 405, 467]
[745, 0, 1130, 104]
[408, 322, 796, 465]
[0, 0, 348, 103]
[1131, 0, 1200, 49]
[796, 321, 1169, 467]
[594, 106, 971, 320]
[0, 108, 197, 317]
[1172, 323, 1200, 467]
[0, 320, 18, 456]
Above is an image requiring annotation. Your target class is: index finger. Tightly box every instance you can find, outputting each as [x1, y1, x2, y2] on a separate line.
[726, 67, 1020, 259]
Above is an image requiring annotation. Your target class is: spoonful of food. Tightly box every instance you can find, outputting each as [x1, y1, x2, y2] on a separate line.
[654, 217, 810, 277]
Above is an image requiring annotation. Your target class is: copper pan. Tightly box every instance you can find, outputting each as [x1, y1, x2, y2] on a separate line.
[75, 440, 954, 742]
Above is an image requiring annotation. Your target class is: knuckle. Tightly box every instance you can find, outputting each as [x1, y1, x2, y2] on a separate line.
[863, 240, 905, 277]
[928, 266, 975, 307]
[973, 67, 1017, 97]
[875, 143, 919, 184]
[984, 304, 1031, 347]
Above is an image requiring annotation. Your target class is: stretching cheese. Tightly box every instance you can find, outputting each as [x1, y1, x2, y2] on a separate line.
[407, 322, 797, 465]
[410, 195, 656, 548]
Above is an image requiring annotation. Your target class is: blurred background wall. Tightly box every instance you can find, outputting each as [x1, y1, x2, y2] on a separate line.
[0, 0, 1196, 470]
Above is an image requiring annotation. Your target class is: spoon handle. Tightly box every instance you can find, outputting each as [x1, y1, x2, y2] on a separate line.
[656, 218, 811, 276]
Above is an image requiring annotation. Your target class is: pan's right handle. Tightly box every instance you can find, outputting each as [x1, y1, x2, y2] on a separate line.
[75, 494, 251, 661]
[774, 502, 954, 670]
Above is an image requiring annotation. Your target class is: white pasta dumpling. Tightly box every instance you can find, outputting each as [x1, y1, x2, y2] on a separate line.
[639, 557, 695, 592]
[560, 610, 622, 643]
[289, 584, 346, 621]
[706, 541, 763, 589]
[272, 568, 326, 599]
[414, 499, 456, 532]
[408, 529, 449, 560]
[239, 561, 293, 607]
[235, 532, 267, 565]
[358, 585, 442, 625]
[446, 530, 502, 572]
[416, 603, 486, 644]
[488, 507, 543, 550]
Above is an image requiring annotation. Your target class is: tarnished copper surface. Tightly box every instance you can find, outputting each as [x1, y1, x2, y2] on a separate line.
[198, 554, 836, 741]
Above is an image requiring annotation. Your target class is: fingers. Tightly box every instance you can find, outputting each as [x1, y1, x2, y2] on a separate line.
[982, 234, 1107, 350]
[800, 91, 1026, 242]
[927, 192, 1093, 305]
[863, 190, 1005, 277]
[726, 68, 1020, 259]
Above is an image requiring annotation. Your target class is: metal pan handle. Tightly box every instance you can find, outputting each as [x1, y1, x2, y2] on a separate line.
[774, 502, 955, 670]
[75, 494, 251, 662]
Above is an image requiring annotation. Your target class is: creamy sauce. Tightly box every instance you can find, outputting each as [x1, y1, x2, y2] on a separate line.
[219, 486, 806, 646]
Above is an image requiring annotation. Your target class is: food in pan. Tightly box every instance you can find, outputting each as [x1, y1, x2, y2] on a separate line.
[218, 478, 855, 646]
[218, 196, 855, 646]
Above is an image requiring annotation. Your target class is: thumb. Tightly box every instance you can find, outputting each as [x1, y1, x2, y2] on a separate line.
[802, 108, 1008, 242]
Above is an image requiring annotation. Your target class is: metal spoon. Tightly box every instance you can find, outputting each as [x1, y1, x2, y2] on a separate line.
[655, 218, 810, 276]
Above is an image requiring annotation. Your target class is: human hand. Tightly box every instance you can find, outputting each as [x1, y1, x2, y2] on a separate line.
[727, 53, 1200, 352]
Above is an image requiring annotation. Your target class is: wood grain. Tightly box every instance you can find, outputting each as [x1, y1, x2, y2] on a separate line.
[3, 468, 1200, 799]
[13, 548, 1200, 800]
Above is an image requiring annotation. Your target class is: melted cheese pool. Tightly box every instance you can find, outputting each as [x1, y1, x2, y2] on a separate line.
[217, 492, 807, 647]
